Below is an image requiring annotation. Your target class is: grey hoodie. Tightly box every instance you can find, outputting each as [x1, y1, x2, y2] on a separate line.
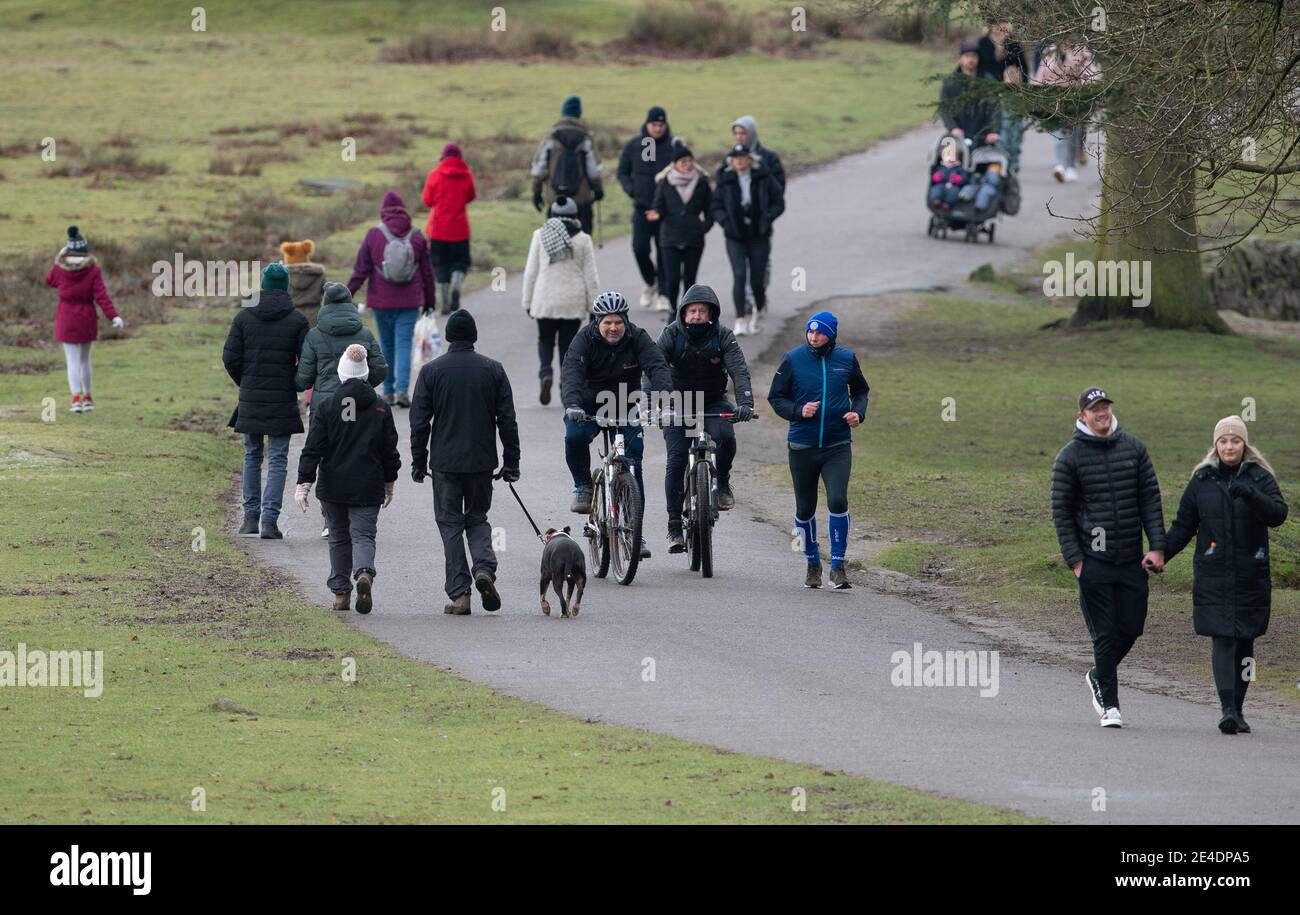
[731, 115, 786, 190]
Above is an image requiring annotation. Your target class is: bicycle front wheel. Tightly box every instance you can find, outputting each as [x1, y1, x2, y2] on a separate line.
[695, 461, 714, 578]
[609, 466, 643, 586]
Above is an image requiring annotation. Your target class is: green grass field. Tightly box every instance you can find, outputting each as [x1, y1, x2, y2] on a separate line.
[828, 285, 1300, 703]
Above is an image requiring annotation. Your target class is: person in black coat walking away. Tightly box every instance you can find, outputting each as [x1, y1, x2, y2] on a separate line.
[222, 263, 309, 540]
[939, 42, 1002, 148]
[712, 144, 784, 338]
[294, 345, 401, 614]
[646, 146, 713, 315]
[1050, 387, 1167, 729]
[409, 310, 521, 615]
[1162, 416, 1289, 735]
[618, 105, 683, 313]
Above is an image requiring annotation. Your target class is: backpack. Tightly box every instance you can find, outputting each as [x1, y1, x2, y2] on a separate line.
[550, 131, 587, 198]
[376, 223, 417, 284]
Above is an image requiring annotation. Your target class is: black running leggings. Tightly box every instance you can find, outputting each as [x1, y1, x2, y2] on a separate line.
[789, 444, 851, 519]
[1211, 636, 1254, 713]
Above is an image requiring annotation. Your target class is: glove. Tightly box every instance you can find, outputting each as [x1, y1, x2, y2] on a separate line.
[533, 190, 545, 213]
[411, 465, 427, 484]
[422, 305, 434, 318]
[1229, 479, 1255, 499]
[592, 185, 605, 202]
[499, 466, 520, 483]
[734, 404, 755, 423]
[294, 483, 311, 512]
[565, 407, 588, 423]
[383, 481, 394, 507]
[111, 316, 125, 329]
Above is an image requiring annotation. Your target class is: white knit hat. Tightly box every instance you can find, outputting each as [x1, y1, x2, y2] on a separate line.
[337, 343, 369, 383]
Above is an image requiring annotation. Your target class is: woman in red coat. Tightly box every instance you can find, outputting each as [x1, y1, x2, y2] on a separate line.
[45, 226, 124, 413]
[421, 143, 477, 315]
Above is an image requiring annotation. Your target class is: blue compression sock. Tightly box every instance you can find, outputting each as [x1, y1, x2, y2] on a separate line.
[828, 511, 849, 570]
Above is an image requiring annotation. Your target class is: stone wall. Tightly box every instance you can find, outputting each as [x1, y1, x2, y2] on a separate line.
[1207, 240, 1300, 321]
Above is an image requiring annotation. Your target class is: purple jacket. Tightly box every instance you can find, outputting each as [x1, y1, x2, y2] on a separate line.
[346, 191, 437, 310]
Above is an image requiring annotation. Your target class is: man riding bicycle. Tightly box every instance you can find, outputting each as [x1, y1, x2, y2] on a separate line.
[654, 284, 754, 554]
[561, 290, 673, 559]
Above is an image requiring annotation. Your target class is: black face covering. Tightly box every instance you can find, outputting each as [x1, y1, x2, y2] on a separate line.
[685, 320, 713, 343]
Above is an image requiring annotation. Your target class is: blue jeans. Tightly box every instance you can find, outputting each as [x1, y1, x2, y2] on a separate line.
[565, 417, 645, 518]
[371, 307, 419, 395]
[242, 434, 291, 523]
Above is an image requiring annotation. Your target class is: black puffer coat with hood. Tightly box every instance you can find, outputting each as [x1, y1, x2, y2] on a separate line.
[654, 285, 752, 407]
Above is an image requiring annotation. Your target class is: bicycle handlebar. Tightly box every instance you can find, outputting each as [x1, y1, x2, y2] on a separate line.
[590, 412, 759, 427]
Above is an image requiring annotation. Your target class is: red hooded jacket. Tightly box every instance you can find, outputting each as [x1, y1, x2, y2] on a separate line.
[46, 254, 119, 344]
[421, 156, 477, 242]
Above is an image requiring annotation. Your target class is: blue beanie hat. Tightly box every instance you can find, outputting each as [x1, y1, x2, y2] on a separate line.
[806, 311, 838, 338]
[261, 263, 289, 291]
[561, 95, 582, 118]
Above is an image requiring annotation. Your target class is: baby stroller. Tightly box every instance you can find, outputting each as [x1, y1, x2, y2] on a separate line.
[926, 136, 1018, 243]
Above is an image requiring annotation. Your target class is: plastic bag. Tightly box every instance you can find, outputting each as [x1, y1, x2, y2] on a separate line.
[411, 311, 442, 381]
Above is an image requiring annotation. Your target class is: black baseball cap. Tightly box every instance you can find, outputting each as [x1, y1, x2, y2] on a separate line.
[729, 143, 751, 158]
[1078, 387, 1113, 410]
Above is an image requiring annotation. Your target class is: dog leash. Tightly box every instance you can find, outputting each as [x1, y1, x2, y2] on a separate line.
[495, 471, 544, 542]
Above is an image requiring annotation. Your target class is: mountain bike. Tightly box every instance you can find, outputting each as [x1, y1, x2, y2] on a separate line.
[678, 412, 754, 578]
[583, 417, 644, 586]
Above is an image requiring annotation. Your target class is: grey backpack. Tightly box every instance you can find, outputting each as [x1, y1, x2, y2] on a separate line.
[376, 223, 417, 284]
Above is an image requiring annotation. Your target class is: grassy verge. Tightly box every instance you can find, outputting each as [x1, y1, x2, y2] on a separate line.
[824, 288, 1300, 705]
[0, 307, 1033, 823]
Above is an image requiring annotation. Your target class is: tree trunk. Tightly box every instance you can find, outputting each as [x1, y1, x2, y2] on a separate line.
[1072, 128, 1228, 332]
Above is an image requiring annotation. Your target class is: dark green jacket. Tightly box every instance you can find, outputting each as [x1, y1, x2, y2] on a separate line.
[295, 301, 387, 402]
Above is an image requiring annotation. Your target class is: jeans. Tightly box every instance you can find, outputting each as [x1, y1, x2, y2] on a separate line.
[663, 397, 735, 523]
[725, 236, 770, 316]
[999, 111, 1024, 174]
[631, 208, 664, 290]
[242, 434, 291, 523]
[371, 306, 419, 395]
[537, 318, 581, 380]
[1077, 559, 1149, 709]
[1054, 124, 1085, 171]
[431, 471, 496, 599]
[320, 501, 379, 594]
[565, 416, 645, 519]
[660, 245, 704, 312]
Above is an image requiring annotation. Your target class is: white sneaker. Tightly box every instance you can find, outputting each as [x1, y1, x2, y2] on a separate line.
[639, 284, 656, 309]
[1100, 707, 1123, 728]
[320, 527, 329, 539]
[1064, 167, 1079, 182]
[654, 294, 672, 313]
[1053, 165, 1065, 183]
[733, 318, 749, 337]
[748, 312, 762, 335]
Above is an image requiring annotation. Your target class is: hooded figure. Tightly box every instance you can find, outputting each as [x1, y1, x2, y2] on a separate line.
[421, 145, 477, 314]
[530, 97, 604, 232]
[730, 115, 786, 190]
[296, 282, 389, 408]
[346, 191, 437, 311]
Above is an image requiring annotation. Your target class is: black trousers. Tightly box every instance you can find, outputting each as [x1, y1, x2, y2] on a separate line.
[1077, 559, 1149, 709]
[631, 207, 664, 289]
[536, 317, 580, 380]
[576, 202, 594, 236]
[1211, 636, 1255, 713]
[725, 236, 770, 316]
[661, 244, 704, 312]
[662, 396, 735, 524]
[789, 443, 851, 519]
[431, 471, 496, 599]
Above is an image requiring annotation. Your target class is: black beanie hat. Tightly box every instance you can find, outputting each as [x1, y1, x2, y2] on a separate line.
[445, 309, 477, 344]
[646, 106, 667, 124]
[321, 281, 352, 306]
[672, 145, 694, 163]
[65, 225, 89, 256]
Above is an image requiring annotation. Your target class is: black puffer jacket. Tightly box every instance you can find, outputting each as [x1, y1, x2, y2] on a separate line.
[650, 165, 713, 249]
[1050, 423, 1166, 567]
[711, 162, 784, 240]
[222, 290, 310, 436]
[655, 294, 752, 407]
[1164, 460, 1288, 638]
[617, 124, 683, 209]
[296, 378, 400, 506]
[409, 342, 520, 474]
[561, 318, 673, 415]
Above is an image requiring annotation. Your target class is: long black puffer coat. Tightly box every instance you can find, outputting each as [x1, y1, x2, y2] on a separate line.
[1163, 460, 1288, 638]
[1050, 423, 1167, 567]
[222, 289, 310, 436]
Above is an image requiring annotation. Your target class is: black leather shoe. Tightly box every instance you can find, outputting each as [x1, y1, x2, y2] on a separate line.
[259, 520, 283, 539]
[238, 515, 259, 536]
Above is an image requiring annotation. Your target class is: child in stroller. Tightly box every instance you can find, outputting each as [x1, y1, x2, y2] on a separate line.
[926, 133, 1016, 243]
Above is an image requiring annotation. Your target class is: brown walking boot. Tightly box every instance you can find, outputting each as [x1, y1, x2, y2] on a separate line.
[332, 591, 351, 612]
[444, 592, 471, 615]
[354, 571, 373, 615]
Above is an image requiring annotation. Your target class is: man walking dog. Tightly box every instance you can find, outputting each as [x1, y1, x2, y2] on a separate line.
[1051, 387, 1166, 728]
[410, 310, 521, 615]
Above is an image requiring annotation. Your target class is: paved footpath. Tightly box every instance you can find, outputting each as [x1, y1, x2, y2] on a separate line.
[250, 128, 1300, 824]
